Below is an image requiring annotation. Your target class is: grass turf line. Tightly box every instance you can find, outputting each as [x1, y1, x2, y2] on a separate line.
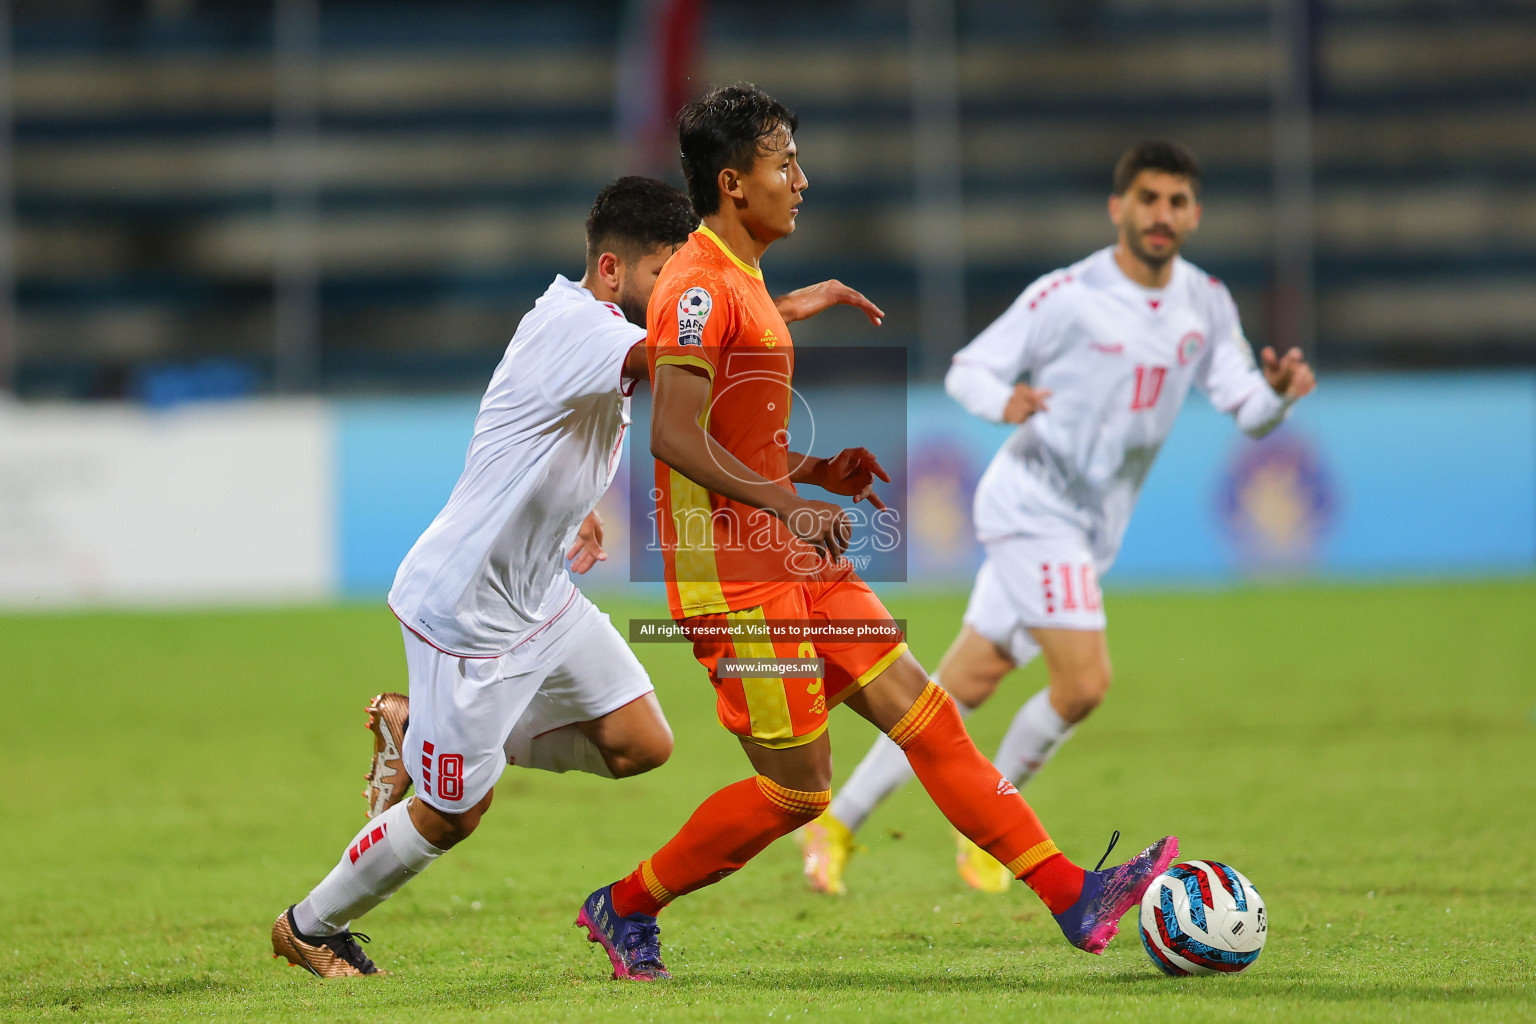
[1, 580, 1533, 1022]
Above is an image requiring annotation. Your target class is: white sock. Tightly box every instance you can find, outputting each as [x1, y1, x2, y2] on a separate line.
[830, 681, 972, 833]
[504, 721, 615, 778]
[993, 687, 1075, 789]
[292, 800, 444, 936]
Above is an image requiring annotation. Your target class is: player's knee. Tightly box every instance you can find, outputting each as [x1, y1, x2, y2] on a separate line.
[1058, 661, 1112, 722]
[943, 664, 1006, 709]
[607, 728, 674, 778]
[411, 790, 493, 850]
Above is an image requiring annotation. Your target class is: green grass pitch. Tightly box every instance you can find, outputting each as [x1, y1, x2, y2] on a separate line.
[2, 580, 1533, 1022]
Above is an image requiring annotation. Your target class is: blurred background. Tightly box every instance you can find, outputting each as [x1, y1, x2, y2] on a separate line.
[0, 0, 1531, 606]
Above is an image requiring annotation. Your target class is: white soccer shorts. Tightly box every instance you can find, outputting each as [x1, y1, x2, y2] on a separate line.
[399, 589, 652, 813]
[963, 527, 1109, 666]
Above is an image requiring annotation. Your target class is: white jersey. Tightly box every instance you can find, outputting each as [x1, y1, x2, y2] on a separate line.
[946, 246, 1292, 565]
[388, 275, 641, 657]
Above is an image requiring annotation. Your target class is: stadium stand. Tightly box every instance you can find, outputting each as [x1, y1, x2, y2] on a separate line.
[8, 0, 1535, 395]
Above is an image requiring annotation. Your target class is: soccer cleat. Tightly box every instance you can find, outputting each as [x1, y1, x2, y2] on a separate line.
[1053, 834, 1179, 955]
[364, 692, 410, 819]
[270, 906, 386, 977]
[797, 811, 856, 895]
[575, 885, 671, 980]
[954, 830, 1012, 894]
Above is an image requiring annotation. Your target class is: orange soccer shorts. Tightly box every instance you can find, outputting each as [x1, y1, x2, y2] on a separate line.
[685, 566, 909, 749]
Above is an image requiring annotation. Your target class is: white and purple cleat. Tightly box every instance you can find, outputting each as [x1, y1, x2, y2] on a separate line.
[1053, 833, 1180, 954]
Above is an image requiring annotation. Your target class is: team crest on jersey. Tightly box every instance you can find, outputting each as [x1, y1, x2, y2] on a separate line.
[1177, 330, 1206, 365]
[677, 287, 712, 347]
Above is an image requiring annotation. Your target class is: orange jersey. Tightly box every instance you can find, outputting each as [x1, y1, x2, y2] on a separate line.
[647, 226, 818, 618]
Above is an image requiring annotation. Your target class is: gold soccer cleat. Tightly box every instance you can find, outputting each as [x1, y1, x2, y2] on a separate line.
[955, 830, 1013, 894]
[797, 811, 856, 895]
[364, 692, 411, 819]
[271, 907, 386, 977]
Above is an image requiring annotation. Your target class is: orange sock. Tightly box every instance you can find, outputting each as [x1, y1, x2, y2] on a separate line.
[610, 775, 830, 918]
[890, 682, 1085, 914]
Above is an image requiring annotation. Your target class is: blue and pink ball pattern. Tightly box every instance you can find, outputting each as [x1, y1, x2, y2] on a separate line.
[1138, 860, 1268, 976]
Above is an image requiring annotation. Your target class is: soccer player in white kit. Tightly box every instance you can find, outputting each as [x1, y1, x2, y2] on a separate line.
[269, 176, 883, 978]
[800, 141, 1317, 894]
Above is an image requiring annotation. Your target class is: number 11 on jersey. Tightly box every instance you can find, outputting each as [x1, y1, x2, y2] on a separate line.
[1130, 365, 1166, 411]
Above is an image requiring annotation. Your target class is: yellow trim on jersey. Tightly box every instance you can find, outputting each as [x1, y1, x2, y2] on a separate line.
[671, 465, 728, 616]
[747, 718, 829, 750]
[727, 605, 795, 744]
[670, 395, 729, 616]
[855, 641, 909, 687]
[655, 353, 717, 380]
[696, 224, 764, 280]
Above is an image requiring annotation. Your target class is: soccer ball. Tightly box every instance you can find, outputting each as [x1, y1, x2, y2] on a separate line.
[1138, 860, 1267, 976]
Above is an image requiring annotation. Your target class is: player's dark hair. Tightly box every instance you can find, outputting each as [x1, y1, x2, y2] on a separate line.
[1113, 140, 1202, 197]
[585, 176, 697, 268]
[677, 82, 800, 218]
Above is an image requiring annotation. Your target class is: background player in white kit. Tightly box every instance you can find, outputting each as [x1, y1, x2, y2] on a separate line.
[269, 176, 882, 977]
[800, 141, 1317, 894]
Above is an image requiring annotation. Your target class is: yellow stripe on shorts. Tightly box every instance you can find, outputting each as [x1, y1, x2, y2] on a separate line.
[727, 606, 793, 744]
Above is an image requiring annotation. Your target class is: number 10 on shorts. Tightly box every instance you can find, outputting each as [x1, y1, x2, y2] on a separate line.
[419, 741, 464, 802]
[1039, 562, 1101, 616]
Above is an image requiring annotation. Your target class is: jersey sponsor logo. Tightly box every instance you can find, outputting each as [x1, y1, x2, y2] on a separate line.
[760, 328, 778, 348]
[677, 287, 713, 347]
[1177, 330, 1206, 365]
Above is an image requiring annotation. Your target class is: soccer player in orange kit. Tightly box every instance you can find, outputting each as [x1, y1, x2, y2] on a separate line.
[575, 84, 1179, 981]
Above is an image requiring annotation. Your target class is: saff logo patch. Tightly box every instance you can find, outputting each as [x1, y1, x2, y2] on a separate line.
[678, 287, 712, 347]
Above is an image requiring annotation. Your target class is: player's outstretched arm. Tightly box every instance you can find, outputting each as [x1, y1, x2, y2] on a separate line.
[774, 280, 884, 326]
[651, 363, 851, 559]
[788, 447, 890, 510]
[945, 360, 1050, 424]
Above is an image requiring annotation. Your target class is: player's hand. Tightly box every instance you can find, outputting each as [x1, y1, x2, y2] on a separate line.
[1261, 346, 1316, 400]
[784, 498, 852, 561]
[817, 446, 891, 511]
[773, 280, 885, 326]
[1002, 384, 1051, 424]
[566, 511, 607, 574]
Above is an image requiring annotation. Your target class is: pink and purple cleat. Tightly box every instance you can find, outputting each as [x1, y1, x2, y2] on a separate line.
[1053, 833, 1180, 954]
[576, 885, 671, 981]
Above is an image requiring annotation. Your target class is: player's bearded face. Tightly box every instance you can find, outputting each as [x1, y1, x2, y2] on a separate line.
[615, 243, 683, 326]
[737, 127, 807, 240]
[1113, 170, 1201, 268]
